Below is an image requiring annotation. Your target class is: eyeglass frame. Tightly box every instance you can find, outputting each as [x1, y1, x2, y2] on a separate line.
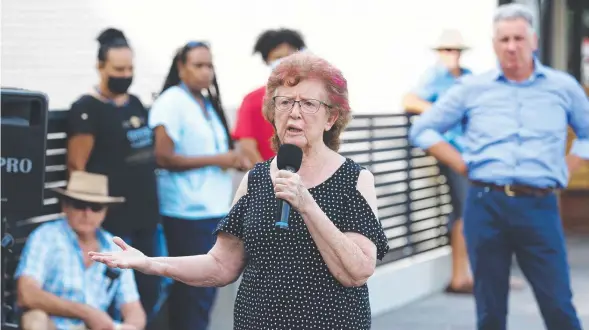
[272, 96, 333, 114]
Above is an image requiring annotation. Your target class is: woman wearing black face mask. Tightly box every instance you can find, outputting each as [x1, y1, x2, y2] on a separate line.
[66, 28, 162, 326]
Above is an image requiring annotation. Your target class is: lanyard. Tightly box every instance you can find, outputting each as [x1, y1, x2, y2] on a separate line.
[179, 83, 222, 153]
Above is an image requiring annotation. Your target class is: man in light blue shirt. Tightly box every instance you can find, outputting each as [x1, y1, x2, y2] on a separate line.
[409, 4, 588, 330]
[15, 171, 145, 330]
[403, 29, 475, 294]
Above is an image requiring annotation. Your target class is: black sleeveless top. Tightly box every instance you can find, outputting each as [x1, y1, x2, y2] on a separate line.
[214, 158, 389, 330]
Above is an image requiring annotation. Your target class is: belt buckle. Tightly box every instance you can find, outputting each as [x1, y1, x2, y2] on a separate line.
[504, 184, 516, 197]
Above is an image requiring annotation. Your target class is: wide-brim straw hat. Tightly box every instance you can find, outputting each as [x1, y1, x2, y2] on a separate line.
[52, 171, 125, 204]
[432, 29, 470, 50]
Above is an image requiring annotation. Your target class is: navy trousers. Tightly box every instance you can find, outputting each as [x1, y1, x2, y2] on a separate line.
[463, 185, 582, 330]
[119, 226, 162, 323]
[121, 224, 171, 324]
[163, 216, 221, 330]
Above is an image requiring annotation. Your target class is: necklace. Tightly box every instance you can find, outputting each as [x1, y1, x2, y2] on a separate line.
[94, 86, 129, 107]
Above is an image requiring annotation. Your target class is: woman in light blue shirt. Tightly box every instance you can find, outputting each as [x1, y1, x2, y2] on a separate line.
[148, 41, 246, 330]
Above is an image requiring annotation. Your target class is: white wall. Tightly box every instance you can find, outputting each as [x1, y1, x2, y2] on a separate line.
[2, 0, 498, 118]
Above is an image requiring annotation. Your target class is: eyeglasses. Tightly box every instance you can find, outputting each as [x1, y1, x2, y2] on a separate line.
[273, 96, 332, 114]
[66, 198, 106, 212]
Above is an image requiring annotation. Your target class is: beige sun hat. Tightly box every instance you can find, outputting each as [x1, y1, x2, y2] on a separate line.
[432, 29, 470, 50]
[52, 171, 125, 204]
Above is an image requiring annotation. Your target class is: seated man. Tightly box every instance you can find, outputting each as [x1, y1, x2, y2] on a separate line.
[15, 171, 146, 330]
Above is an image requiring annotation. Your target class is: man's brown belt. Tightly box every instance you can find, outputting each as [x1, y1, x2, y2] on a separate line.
[469, 180, 556, 197]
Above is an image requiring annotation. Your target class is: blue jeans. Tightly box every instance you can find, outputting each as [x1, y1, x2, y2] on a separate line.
[463, 185, 581, 330]
[163, 216, 221, 330]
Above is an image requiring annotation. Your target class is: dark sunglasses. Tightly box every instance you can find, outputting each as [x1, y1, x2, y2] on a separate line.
[65, 198, 106, 212]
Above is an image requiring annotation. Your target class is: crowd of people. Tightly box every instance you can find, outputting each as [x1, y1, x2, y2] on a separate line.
[10, 2, 589, 330]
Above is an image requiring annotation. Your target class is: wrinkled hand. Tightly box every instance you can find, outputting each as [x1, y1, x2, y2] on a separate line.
[274, 170, 311, 213]
[89, 237, 151, 274]
[118, 324, 138, 330]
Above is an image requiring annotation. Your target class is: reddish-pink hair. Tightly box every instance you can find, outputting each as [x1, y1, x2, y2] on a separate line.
[262, 52, 352, 152]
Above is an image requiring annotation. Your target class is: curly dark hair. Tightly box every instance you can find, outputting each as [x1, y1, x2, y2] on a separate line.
[253, 28, 306, 62]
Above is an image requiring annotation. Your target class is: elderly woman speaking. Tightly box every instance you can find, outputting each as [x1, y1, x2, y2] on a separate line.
[90, 52, 389, 330]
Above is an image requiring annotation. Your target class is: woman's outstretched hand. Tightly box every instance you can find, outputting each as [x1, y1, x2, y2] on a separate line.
[89, 237, 151, 274]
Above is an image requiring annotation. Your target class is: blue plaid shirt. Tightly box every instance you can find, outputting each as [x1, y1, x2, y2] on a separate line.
[15, 219, 139, 329]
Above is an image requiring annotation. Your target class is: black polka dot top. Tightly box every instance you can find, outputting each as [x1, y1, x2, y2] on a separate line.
[214, 158, 389, 330]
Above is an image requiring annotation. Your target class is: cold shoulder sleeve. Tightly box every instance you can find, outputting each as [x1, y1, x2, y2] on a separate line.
[340, 188, 389, 261]
[213, 194, 249, 240]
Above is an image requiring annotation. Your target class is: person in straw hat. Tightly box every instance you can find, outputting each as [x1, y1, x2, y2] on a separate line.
[14, 171, 146, 330]
[403, 28, 475, 294]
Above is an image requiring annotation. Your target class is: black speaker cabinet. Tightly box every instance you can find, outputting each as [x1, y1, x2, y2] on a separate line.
[1, 88, 49, 219]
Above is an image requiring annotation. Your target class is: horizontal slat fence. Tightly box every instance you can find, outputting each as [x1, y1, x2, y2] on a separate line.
[340, 113, 451, 264]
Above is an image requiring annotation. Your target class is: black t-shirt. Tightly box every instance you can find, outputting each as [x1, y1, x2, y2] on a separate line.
[67, 95, 159, 235]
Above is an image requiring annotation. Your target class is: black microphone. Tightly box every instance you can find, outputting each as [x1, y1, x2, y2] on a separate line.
[275, 143, 303, 230]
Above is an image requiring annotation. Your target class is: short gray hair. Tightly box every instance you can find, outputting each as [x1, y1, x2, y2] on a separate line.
[493, 3, 535, 33]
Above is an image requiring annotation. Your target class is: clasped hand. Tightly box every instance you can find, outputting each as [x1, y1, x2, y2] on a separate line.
[221, 150, 253, 171]
[274, 170, 311, 213]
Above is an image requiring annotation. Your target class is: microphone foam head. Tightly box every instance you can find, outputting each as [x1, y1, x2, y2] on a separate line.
[277, 144, 303, 172]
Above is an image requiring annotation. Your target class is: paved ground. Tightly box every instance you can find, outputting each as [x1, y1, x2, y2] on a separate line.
[372, 235, 589, 330]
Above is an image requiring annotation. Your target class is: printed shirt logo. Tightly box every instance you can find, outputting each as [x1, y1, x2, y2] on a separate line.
[129, 116, 141, 128]
[122, 116, 146, 129]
